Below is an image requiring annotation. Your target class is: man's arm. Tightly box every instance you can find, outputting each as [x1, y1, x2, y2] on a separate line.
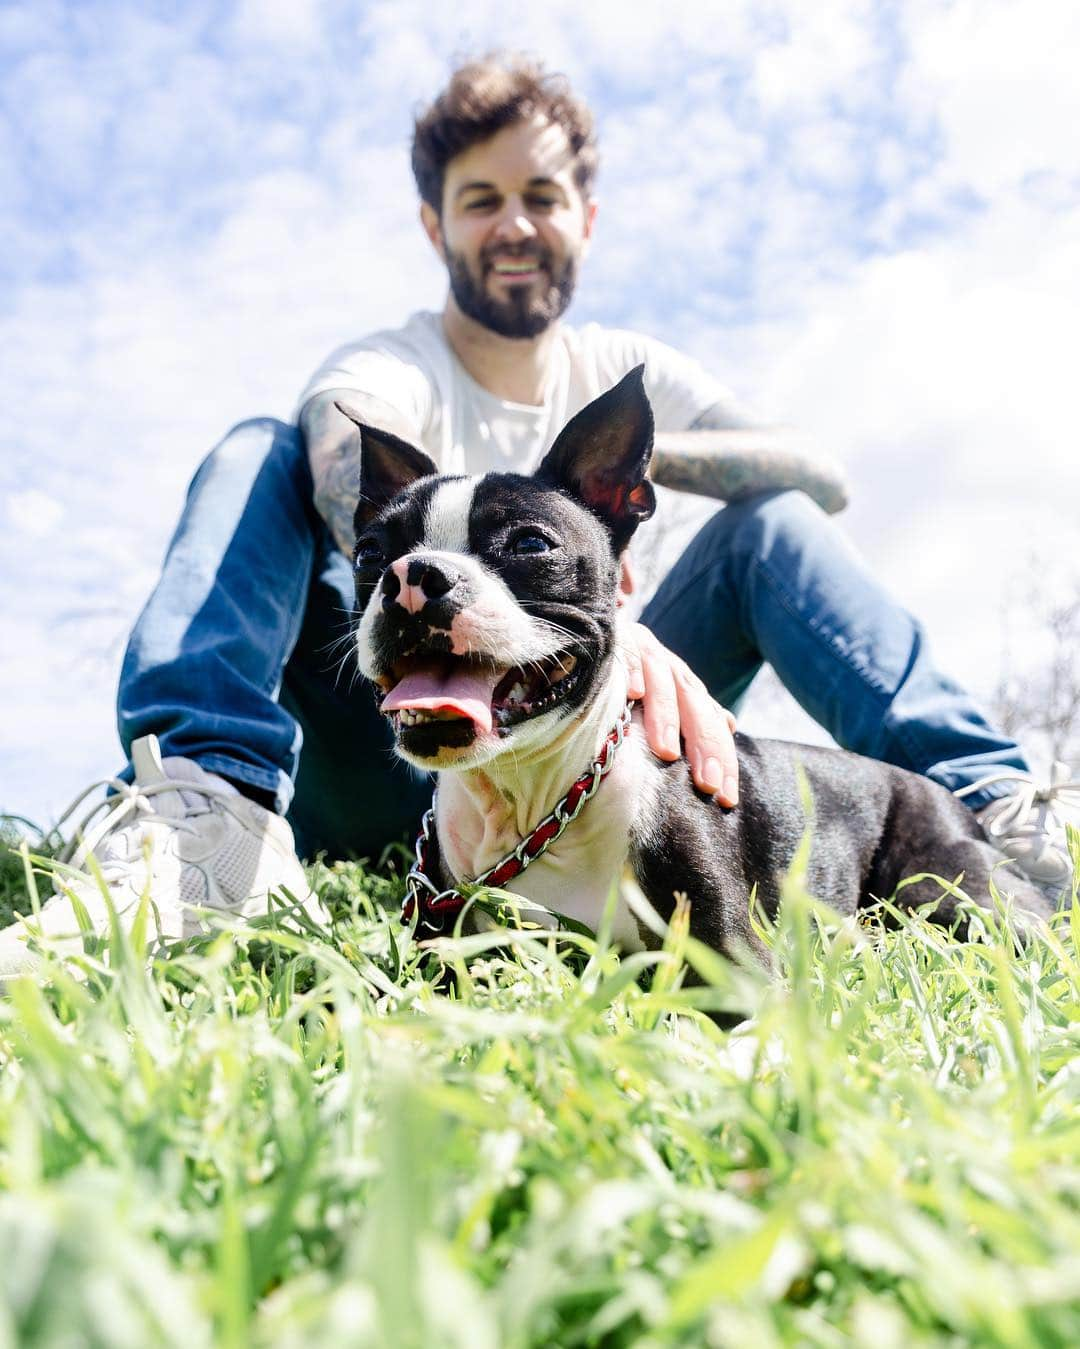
[650, 407, 850, 515]
[300, 390, 424, 557]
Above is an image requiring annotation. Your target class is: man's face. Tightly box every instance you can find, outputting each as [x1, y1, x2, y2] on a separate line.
[423, 115, 597, 339]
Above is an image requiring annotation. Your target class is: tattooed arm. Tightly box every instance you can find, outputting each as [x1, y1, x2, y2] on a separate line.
[300, 390, 424, 557]
[650, 405, 850, 515]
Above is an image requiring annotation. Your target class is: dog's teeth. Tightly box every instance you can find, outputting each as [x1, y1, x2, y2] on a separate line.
[398, 706, 473, 727]
[507, 680, 527, 703]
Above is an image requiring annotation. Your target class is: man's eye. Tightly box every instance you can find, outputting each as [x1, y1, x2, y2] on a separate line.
[509, 530, 555, 556]
[354, 540, 383, 569]
[525, 195, 557, 211]
[465, 196, 499, 211]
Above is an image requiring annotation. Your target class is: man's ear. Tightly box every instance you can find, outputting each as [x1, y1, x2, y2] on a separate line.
[535, 365, 656, 551]
[420, 202, 446, 263]
[581, 198, 598, 253]
[334, 401, 439, 530]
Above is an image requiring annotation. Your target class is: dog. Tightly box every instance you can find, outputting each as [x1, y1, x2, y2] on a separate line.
[336, 369, 1054, 961]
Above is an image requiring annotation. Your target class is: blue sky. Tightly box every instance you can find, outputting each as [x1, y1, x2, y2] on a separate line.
[3, 0, 1079, 824]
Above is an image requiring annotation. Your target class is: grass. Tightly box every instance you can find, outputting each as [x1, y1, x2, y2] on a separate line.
[1, 817, 1080, 1347]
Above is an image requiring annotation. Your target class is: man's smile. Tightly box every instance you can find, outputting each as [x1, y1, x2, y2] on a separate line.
[487, 252, 547, 283]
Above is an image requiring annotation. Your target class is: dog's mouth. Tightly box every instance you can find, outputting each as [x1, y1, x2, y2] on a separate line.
[377, 649, 584, 742]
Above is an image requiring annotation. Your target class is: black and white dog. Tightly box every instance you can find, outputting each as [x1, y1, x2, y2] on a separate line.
[338, 370, 1053, 960]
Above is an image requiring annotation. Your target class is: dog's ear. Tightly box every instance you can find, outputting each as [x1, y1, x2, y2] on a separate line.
[335, 401, 440, 530]
[535, 365, 656, 551]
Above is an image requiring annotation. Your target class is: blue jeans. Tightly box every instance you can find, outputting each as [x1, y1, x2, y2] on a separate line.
[118, 419, 1027, 859]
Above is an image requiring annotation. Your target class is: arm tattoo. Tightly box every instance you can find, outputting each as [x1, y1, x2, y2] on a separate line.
[301, 392, 422, 556]
[302, 396, 363, 556]
[650, 410, 849, 515]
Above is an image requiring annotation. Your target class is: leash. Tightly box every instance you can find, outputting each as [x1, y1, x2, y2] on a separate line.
[402, 702, 634, 935]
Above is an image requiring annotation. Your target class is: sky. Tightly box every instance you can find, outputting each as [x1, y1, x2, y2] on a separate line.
[2, 0, 1079, 828]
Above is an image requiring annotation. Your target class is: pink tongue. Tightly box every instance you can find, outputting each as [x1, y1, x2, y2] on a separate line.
[381, 664, 504, 734]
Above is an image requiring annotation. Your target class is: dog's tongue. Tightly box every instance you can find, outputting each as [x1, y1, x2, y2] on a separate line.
[381, 663, 503, 734]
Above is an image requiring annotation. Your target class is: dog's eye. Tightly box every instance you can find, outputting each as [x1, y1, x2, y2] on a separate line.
[508, 529, 555, 556]
[354, 539, 383, 570]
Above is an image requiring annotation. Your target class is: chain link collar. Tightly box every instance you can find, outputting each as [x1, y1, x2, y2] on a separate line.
[402, 702, 634, 935]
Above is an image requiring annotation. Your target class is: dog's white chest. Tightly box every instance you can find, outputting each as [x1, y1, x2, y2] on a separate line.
[436, 725, 656, 950]
[496, 834, 645, 950]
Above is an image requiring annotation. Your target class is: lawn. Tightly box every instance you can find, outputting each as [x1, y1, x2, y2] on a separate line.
[1, 822, 1079, 1347]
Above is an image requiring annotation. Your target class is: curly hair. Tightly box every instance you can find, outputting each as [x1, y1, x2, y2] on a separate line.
[411, 54, 598, 213]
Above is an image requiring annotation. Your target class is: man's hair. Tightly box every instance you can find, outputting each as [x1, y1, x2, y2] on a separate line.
[411, 54, 598, 213]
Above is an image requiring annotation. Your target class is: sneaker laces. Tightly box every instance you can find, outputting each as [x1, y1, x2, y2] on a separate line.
[53, 774, 245, 874]
[955, 762, 1080, 840]
[52, 738, 246, 875]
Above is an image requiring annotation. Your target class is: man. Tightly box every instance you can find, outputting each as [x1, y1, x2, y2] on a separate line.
[2, 56, 1073, 977]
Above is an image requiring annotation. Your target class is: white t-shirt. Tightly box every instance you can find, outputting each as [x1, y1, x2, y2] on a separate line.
[298, 311, 753, 612]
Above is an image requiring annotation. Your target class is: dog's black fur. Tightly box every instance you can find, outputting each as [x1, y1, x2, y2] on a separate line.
[342, 370, 1055, 962]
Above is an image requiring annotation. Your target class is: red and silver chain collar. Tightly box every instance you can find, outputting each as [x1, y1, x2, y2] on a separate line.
[402, 702, 633, 935]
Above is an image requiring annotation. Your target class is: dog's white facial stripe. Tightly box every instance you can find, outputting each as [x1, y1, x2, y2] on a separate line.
[423, 478, 476, 555]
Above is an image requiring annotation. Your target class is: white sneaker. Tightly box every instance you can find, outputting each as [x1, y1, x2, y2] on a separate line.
[0, 736, 325, 983]
[957, 762, 1080, 897]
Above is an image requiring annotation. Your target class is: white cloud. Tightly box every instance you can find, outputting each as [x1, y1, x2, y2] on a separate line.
[230, 0, 324, 48]
[5, 490, 66, 538]
[753, 0, 880, 111]
[900, 0, 1080, 196]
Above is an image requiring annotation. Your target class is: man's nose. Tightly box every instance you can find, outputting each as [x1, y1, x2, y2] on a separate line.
[382, 555, 459, 614]
[491, 198, 538, 243]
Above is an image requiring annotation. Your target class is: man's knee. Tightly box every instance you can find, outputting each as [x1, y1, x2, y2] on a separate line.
[701, 491, 830, 563]
[715, 488, 829, 548]
[189, 417, 310, 505]
[202, 417, 303, 474]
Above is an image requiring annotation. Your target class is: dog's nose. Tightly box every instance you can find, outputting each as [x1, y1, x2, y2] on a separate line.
[382, 555, 458, 614]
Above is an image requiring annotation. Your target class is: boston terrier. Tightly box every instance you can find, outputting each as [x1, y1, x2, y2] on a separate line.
[337, 370, 1054, 961]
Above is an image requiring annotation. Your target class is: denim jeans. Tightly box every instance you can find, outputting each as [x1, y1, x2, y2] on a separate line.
[118, 419, 1027, 859]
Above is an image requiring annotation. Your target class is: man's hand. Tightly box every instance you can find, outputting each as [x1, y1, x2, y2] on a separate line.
[621, 623, 739, 806]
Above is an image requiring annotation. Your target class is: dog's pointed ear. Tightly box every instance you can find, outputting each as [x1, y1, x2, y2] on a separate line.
[335, 401, 439, 530]
[535, 365, 656, 551]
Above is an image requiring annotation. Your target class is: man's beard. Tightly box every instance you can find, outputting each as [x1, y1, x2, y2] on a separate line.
[446, 244, 578, 339]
